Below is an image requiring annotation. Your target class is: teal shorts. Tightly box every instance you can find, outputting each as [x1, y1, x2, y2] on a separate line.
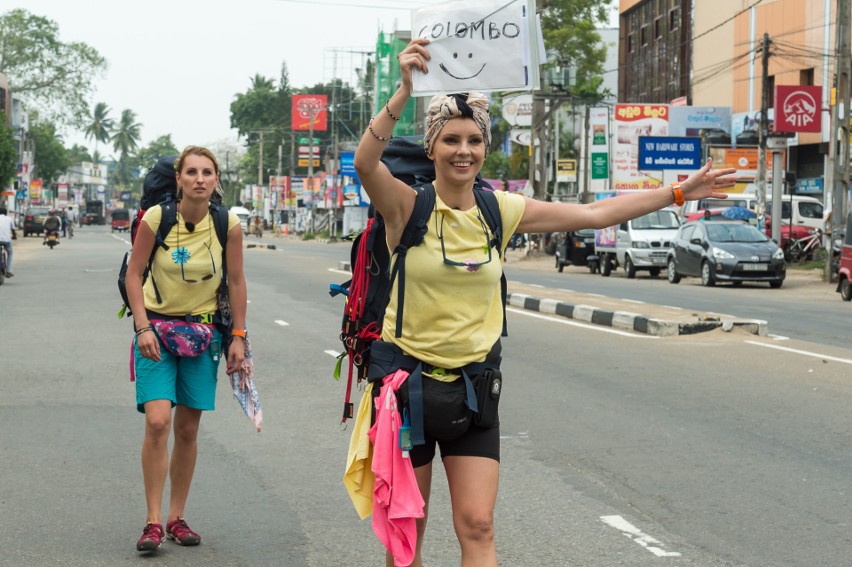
[134, 329, 223, 413]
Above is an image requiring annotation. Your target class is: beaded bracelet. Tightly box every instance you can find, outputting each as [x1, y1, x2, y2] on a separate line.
[385, 101, 401, 121]
[136, 327, 153, 337]
[368, 117, 390, 142]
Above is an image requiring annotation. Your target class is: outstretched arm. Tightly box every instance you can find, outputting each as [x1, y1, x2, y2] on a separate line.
[517, 159, 737, 233]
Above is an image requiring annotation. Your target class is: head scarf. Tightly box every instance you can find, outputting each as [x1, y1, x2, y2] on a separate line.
[423, 92, 491, 157]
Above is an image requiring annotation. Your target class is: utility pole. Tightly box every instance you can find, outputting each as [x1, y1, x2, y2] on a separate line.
[756, 32, 770, 233]
[825, 0, 851, 281]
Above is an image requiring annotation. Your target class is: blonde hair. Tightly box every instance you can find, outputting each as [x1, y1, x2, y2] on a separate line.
[174, 145, 223, 201]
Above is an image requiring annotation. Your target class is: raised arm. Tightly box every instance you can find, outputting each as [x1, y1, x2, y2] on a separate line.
[517, 159, 737, 233]
[353, 39, 432, 235]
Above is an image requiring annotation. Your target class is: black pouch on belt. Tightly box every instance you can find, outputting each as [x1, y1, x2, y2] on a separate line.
[473, 368, 501, 428]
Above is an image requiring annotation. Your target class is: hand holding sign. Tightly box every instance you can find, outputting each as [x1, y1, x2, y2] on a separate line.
[410, 0, 539, 96]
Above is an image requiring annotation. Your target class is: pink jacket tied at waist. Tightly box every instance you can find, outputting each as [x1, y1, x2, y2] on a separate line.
[368, 369, 425, 567]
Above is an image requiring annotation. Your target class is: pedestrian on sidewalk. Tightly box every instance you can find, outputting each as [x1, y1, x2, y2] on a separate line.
[124, 146, 248, 553]
[0, 207, 16, 277]
[349, 37, 737, 567]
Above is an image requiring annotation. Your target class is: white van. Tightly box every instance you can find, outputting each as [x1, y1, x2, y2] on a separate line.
[765, 195, 824, 231]
[229, 206, 251, 235]
[593, 208, 681, 278]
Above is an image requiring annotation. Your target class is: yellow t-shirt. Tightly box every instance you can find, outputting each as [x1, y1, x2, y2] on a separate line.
[142, 205, 241, 316]
[382, 190, 526, 369]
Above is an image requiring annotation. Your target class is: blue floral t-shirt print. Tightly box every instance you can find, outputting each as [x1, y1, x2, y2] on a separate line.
[172, 247, 191, 265]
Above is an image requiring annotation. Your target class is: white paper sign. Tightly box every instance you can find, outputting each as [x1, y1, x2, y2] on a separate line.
[411, 0, 537, 96]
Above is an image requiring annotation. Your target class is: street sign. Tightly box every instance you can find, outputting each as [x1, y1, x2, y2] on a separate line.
[638, 136, 702, 170]
[298, 145, 321, 153]
[591, 153, 609, 179]
[555, 159, 577, 182]
[298, 137, 321, 145]
[774, 85, 821, 133]
[767, 137, 788, 150]
[298, 159, 320, 167]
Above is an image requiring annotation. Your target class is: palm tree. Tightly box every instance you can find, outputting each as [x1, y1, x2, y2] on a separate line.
[84, 102, 113, 164]
[111, 109, 142, 187]
[112, 109, 142, 157]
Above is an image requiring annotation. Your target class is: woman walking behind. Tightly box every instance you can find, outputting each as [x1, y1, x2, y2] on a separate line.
[125, 146, 247, 552]
[352, 38, 736, 567]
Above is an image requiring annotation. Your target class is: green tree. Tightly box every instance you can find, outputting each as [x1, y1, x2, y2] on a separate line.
[110, 109, 142, 187]
[84, 102, 114, 164]
[540, 0, 611, 97]
[29, 119, 70, 186]
[66, 144, 92, 164]
[133, 134, 179, 171]
[0, 9, 107, 128]
[0, 111, 16, 190]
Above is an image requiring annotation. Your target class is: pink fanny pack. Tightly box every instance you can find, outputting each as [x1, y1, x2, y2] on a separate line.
[150, 319, 214, 358]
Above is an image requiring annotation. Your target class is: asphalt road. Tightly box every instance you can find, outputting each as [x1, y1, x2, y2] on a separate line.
[2, 227, 852, 566]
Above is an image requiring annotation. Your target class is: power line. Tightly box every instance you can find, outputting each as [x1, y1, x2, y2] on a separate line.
[272, 0, 423, 9]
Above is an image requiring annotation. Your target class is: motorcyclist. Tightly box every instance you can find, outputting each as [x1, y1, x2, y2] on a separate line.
[43, 210, 62, 246]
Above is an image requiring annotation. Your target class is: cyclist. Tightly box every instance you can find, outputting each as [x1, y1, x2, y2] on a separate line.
[43, 210, 62, 246]
[0, 207, 16, 277]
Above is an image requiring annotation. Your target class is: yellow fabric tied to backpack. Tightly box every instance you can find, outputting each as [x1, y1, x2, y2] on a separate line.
[343, 382, 375, 519]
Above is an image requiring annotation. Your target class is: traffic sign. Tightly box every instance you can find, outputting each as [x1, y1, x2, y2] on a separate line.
[298, 159, 320, 167]
[298, 137, 321, 145]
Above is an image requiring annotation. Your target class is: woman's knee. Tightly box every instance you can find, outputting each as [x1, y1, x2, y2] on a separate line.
[454, 511, 494, 543]
[145, 414, 171, 441]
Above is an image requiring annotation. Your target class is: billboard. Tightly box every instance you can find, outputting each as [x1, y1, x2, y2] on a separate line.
[774, 85, 821, 133]
[612, 104, 669, 190]
[292, 94, 328, 131]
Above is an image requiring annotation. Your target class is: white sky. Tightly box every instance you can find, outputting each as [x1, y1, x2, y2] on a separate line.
[12, 0, 620, 154]
[14, 0, 421, 152]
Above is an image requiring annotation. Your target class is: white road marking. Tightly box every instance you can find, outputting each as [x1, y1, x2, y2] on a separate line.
[558, 288, 575, 293]
[274, 320, 289, 326]
[745, 341, 852, 365]
[768, 334, 789, 341]
[527, 283, 544, 288]
[111, 234, 131, 246]
[585, 292, 606, 298]
[623, 298, 646, 304]
[325, 350, 341, 357]
[661, 305, 683, 310]
[329, 268, 350, 275]
[600, 515, 682, 557]
[507, 307, 657, 339]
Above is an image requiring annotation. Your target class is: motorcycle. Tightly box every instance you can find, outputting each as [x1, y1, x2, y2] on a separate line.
[44, 229, 60, 249]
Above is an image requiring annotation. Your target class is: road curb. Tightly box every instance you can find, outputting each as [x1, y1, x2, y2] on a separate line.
[338, 261, 768, 337]
[506, 292, 767, 337]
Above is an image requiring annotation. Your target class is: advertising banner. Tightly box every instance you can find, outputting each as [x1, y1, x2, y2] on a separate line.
[668, 106, 732, 137]
[340, 152, 357, 179]
[588, 107, 610, 189]
[613, 104, 669, 190]
[292, 94, 328, 131]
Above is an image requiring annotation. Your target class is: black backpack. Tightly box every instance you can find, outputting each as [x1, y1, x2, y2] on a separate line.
[330, 136, 507, 424]
[117, 155, 230, 319]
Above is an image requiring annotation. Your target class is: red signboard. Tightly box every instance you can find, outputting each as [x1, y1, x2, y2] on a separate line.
[292, 94, 328, 131]
[774, 85, 821, 133]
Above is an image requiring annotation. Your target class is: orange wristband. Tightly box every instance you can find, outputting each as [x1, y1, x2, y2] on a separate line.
[670, 183, 684, 206]
[231, 329, 247, 338]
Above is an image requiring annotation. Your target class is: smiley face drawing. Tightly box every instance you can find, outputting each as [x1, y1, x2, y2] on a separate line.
[439, 51, 486, 80]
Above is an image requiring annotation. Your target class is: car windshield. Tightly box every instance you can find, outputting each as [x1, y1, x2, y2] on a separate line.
[29, 207, 51, 216]
[706, 223, 768, 243]
[631, 210, 679, 230]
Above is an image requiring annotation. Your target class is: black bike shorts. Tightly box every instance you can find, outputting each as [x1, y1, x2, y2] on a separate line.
[409, 422, 500, 468]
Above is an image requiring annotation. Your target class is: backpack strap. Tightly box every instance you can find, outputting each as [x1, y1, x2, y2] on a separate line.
[388, 184, 436, 338]
[147, 201, 177, 304]
[473, 189, 509, 337]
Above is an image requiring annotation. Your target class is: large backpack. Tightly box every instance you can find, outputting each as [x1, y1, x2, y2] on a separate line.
[330, 136, 507, 425]
[117, 155, 230, 319]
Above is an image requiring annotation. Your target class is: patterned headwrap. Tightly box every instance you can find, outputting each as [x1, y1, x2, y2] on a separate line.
[423, 92, 491, 157]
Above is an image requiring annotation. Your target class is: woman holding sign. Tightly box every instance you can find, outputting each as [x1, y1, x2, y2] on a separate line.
[352, 38, 736, 567]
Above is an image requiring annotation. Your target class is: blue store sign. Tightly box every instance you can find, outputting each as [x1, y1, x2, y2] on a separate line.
[638, 136, 702, 170]
[796, 178, 823, 194]
[340, 151, 358, 180]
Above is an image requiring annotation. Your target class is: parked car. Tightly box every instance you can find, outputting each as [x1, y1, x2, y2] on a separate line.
[555, 229, 596, 272]
[229, 206, 251, 235]
[23, 206, 52, 237]
[766, 195, 824, 232]
[836, 212, 852, 301]
[667, 220, 785, 288]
